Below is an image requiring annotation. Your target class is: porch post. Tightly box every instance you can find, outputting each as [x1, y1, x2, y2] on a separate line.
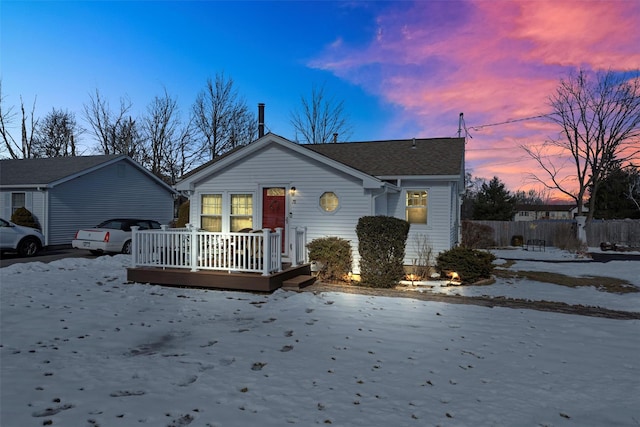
[261, 228, 271, 276]
[300, 226, 307, 263]
[130, 226, 139, 267]
[290, 226, 298, 267]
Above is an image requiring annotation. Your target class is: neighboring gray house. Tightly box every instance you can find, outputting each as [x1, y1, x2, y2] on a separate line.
[0, 155, 177, 246]
[175, 133, 465, 273]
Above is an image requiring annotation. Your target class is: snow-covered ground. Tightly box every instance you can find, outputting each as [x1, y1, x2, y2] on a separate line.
[408, 247, 640, 312]
[1, 249, 639, 426]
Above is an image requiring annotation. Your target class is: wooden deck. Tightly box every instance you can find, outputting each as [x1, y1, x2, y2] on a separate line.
[126, 263, 313, 292]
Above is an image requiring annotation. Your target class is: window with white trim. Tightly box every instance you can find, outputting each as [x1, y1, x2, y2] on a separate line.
[319, 192, 339, 212]
[406, 190, 427, 224]
[230, 194, 253, 231]
[11, 192, 26, 215]
[201, 194, 222, 232]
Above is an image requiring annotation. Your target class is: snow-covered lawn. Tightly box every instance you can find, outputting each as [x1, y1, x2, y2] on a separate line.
[1, 250, 639, 426]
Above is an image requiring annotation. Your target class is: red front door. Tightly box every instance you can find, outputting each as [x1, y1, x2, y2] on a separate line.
[262, 188, 286, 253]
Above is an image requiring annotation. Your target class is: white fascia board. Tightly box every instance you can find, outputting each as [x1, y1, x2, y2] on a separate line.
[0, 184, 50, 190]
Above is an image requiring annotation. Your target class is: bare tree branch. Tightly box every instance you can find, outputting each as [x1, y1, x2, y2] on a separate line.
[192, 72, 255, 160]
[290, 83, 353, 144]
[522, 69, 640, 221]
[33, 108, 81, 157]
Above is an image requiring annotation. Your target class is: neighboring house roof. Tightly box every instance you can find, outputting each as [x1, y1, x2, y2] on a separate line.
[515, 204, 588, 212]
[0, 155, 176, 193]
[303, 137, 465, 177]
[177, 134, 465, 190]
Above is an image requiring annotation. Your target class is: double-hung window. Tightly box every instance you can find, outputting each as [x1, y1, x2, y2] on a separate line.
[230, 194, 253, 231]
[11, 193, 26, 215]
[406, 190, 428, 225]
[201, 194, 222, 232]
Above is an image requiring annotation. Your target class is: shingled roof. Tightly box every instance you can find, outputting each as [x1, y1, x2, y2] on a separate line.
[0, 155, 122, 187]
[303, 137, 465, 177]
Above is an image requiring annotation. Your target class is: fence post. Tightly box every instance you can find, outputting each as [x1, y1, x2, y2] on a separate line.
[261, 228, 271, 276]
[188, 224, 198, 272]
[275, 227, 283, 272]
[130, 226, 139, 266]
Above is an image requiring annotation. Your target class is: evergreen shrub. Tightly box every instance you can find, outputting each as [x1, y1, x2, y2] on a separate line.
[356, 216, 410, 288]
[11, 207, 40, 230]
[436, 246, 495, 284]
[306, 237, 353, 282]
[175, 200, 190, 228]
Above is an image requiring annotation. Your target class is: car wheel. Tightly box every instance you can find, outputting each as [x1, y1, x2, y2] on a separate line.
[17, 237, 40, 257]
[122, 240, 132, 254]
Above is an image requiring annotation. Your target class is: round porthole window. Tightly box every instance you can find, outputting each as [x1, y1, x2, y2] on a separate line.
[319, 192, 339, 212]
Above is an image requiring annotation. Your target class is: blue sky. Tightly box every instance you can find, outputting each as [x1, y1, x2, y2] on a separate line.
[2, 1, 639, 198]
[2, 1, 394, 142]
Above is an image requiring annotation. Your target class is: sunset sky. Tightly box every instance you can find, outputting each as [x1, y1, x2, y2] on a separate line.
[2, 1, 639, 199]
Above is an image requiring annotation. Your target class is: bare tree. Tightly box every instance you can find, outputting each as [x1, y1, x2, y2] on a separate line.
[83, 89, 143, 158]
[290, 83, 352, 144]
[141, 89, 198, 183]
[523, 69, 640, 221]
[33, 108, 80, 157]
[192, 73, 255, 160]
[625, 164, 640, 213]
[0, 81, 38, 159]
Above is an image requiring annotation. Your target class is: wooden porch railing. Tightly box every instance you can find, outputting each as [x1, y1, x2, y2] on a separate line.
[131, 225, 284, 276]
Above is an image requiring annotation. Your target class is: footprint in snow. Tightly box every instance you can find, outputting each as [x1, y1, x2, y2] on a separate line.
[251, 362, 267, 371]
[109, 390, 146, 397]
[280, 345, 294, 352]
[32, 403, 74, 417]
[177, 375, 198, 387]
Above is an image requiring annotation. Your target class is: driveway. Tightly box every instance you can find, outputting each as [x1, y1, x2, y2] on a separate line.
[0, 247, 94, 268]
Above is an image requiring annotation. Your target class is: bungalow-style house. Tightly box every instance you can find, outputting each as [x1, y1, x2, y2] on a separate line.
[0, 155, 177, 247]
[173, 133, 465, 274]
[513, 204, 589, 222]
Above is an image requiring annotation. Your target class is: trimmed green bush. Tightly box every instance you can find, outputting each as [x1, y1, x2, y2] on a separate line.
[436, 246, 495, 284]
[175, 200, 190, 228]
[11, 207, 40, 230]
[307, 237, 353, 282]
[356, 216, 410, 288]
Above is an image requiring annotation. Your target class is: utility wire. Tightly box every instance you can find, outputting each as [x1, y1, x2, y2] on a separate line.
[469, 113, 552, 132]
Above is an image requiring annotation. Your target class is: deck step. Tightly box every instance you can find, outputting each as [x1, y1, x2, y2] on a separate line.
[282, 274, 316, 290]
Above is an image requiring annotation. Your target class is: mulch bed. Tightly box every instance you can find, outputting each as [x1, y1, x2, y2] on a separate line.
[302, 282, 640, 320]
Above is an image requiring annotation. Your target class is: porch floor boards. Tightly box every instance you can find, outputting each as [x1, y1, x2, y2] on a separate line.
[126, 263, 312, 292]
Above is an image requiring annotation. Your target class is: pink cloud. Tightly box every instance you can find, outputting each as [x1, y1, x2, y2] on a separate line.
[311, 0, 640, 201]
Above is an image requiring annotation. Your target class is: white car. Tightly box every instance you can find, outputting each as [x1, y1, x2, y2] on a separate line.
[0, 218, 45, 257]
[72, 218, 162, 255]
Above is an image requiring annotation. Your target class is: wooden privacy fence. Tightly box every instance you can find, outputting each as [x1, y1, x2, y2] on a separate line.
[468, 219, 640, 247]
